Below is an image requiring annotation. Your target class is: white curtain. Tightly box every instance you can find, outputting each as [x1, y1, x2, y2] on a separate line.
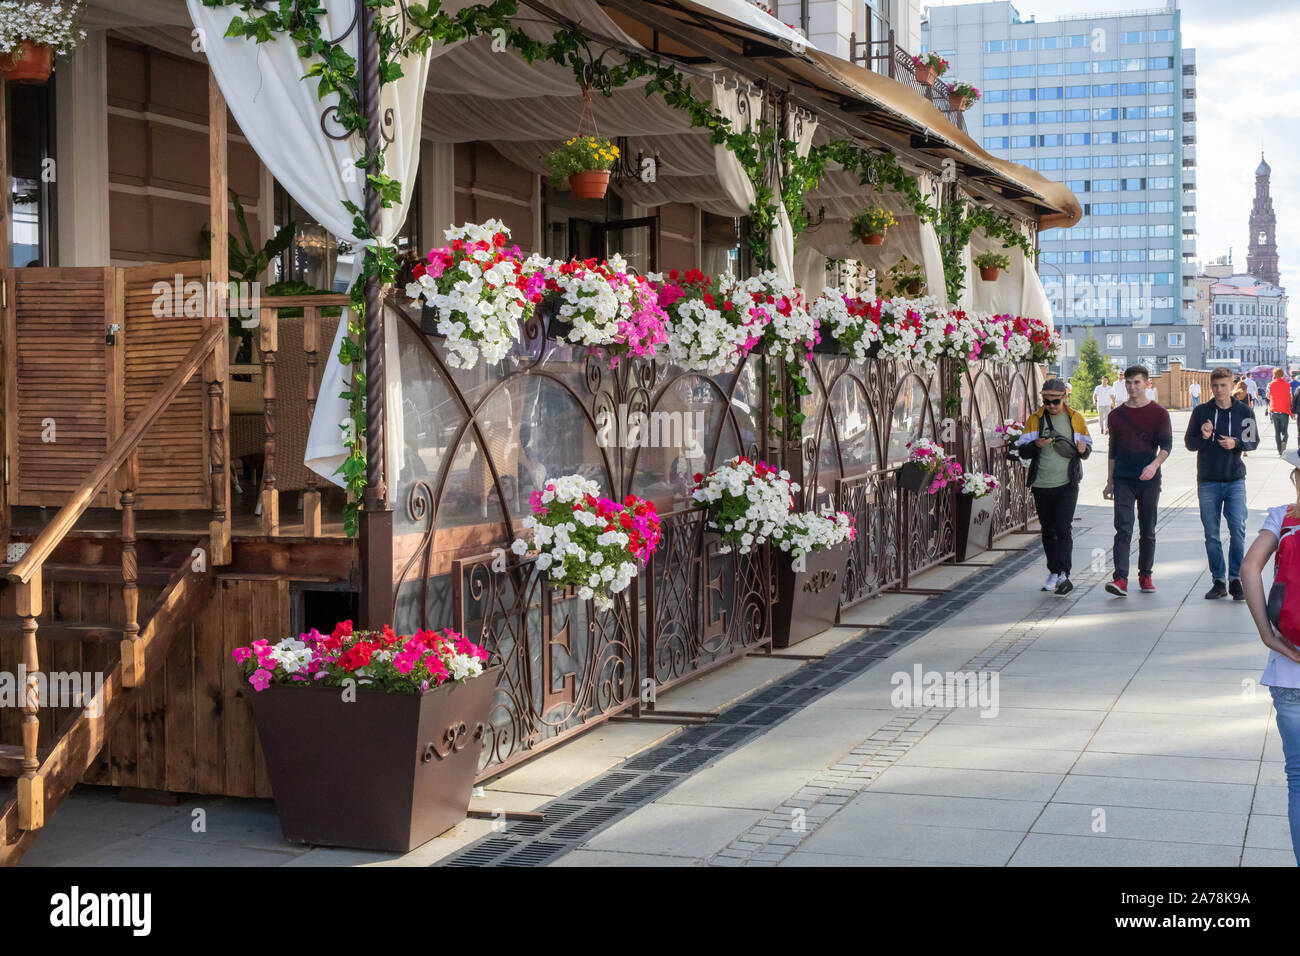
[187, 0, 433, 488]
[711, 78, 759, 216]
[770, 106, 818, 283]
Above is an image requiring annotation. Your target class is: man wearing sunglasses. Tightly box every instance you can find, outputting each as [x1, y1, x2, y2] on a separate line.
[1104, 365, 1173, 597]
[1017, 378, 1093, 595]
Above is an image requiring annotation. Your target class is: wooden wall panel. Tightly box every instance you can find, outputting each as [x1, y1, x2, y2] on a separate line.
[106, 38, 265, 264]
[452, 143, 535, 253]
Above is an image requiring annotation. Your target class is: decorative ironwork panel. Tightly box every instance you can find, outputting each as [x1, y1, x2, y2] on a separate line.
[452, 552, 639, 778]
[645, 507, 771, 694]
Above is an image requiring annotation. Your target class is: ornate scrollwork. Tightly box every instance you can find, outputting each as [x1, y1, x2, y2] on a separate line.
[421, 720, 486, 762]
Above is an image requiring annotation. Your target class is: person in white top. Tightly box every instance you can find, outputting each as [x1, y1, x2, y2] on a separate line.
[1092, 376, 1113, 434]
[1189, 380, 1202, 405]
[1246, 376, 1260, 407]
[1112, 376, 1128, 408]
[1241, 445, 1300, 865]
[1144, 384, 1156, 402]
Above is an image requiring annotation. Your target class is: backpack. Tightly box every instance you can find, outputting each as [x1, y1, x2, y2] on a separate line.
[1269, 512, 1300, 647]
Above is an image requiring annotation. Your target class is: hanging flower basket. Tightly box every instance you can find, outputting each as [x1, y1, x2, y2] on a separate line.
[975, 252, 1011, 283]
[898, 461, 929, 493]
[850, 206, 897, 247]
[547, 137, 618, 201]
[947, 93, 969, 112]
[569, 170, 611, 200]
[946, 82, 979, 113]
[2, 41, 52, 83]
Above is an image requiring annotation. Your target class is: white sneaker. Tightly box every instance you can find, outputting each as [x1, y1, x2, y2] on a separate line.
[1042, 573, 1060, 591]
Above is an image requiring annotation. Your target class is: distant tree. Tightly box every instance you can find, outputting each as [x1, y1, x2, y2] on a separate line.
[1069, 334, 1119, 412]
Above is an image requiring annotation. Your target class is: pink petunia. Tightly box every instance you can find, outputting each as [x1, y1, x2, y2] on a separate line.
[249, 669, 272, 692]
[232, 647, 252, 664]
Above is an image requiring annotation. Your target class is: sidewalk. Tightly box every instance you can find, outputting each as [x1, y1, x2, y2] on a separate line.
[547, 410, 1299, 866]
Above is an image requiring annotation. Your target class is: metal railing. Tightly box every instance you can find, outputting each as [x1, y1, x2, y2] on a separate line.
[847, 24, 968, 132]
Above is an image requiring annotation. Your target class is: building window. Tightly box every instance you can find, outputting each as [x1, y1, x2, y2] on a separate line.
[1138, 333, 1155, 349]
[983, 136, 1009, 149]
[1120, 82, 1147, 95]
[1168, 333, 1184, 347]
[985, 66, 1010, 80]
[1011, 88, 1036, 101]
[1119, 130, 1147, 143]
[1066, 84, 1090, 98]
[1066, 132, 1090, 145]
[1121, 178, 1145, 190]
[1107, 334, 1123, 349]
[1093, 84, 1118, 96]
[985, 113, 1009, 126]
[1112, 355, 1127, 366]
[1120, 154, 1147, 166]
[1010, 111, 1035, 124]
[984, 89, 1009, 103]
[1011, 65, 1034, 77]
[1092, 60, 1117, 73]
[1121, 31, 1145, 44]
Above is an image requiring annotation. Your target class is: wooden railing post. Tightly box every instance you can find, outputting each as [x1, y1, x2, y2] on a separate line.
[302, 305, 323, 537]
[207, 67, 232, 565]
[260, 305, 279, 534]
[120, 453, 143, 687]
[208, 371, 230, 554]
[16, 567, 42, 829]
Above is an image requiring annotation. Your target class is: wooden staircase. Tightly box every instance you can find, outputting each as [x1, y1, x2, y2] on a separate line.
[0, 325, 230, 865]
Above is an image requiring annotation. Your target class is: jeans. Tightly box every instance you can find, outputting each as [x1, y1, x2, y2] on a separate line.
[1112, 476, 1160, 578]
[1273, 412, 1291, 453]
[1270, 685, 1300, 866]
[1032, 483, 1079, 575]
[1197, 480, 1248, 582]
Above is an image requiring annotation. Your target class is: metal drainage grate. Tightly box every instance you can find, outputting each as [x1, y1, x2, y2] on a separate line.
[438, 544, 1042, 867]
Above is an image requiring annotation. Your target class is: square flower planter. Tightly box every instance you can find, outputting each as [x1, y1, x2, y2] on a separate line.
[772, 542, 848, 647]
[813, 329, 850, 355]
[249, 665, 500, 852]
[955, 491, 996, 561]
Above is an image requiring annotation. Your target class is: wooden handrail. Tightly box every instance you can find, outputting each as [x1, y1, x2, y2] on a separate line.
[8, 323, 224, 585]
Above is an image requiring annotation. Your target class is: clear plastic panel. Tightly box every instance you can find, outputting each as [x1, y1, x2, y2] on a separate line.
[887, 375, 930, 463]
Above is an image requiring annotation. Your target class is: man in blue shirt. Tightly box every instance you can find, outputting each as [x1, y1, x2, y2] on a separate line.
[1290, 371, 1300, 395]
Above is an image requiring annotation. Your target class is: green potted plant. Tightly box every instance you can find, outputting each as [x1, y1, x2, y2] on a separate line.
[546, 136, 620, 200]
[947, 81, 979, 112]
[974, 251, 1011, 282]
[886, 256, 925, 297]
[236, 621, 500, 852]
[200, 190, 296, 362]
[0, 1, 84, 84]
[912, 52, 949, 87]
[850, 206, 898, 245]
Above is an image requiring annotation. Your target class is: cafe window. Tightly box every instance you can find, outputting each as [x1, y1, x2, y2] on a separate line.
[9, 79, 56, 267]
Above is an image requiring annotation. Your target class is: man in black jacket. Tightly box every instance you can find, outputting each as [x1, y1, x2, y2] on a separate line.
[1185, 367, 1259, 600]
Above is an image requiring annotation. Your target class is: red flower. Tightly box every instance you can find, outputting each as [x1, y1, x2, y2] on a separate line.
[332, 620, 353, 641]
[693, 472, 704, 483]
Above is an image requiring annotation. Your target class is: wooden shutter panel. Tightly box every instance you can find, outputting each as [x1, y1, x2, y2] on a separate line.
[4, 267, 116, 507]
[119, 261, 211, 509]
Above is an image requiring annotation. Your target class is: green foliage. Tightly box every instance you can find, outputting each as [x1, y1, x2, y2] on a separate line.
[1069, 334, 1119, 412]
[936, 196, 1033, 304]
[199, 188, 295, 283]
[883, 256, 925, 297]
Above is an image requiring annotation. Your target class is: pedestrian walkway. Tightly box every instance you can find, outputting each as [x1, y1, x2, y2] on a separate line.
[545, 409, 1299, 866]
[21, 409, 1298, 867]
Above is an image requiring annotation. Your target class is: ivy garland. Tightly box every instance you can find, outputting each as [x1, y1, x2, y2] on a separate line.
[204, 0, 1035, 529]
[936, 195, 1033, 305]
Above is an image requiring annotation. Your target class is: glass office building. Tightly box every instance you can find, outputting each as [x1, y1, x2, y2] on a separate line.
[923, 3, 1197, 375]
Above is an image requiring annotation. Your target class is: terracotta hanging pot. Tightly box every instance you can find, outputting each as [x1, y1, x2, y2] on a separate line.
[947, 93, 969, 112]
[979, 266, 1001, 281]
[915, 64, 937, 86]
[569, 170, 611, 200]
[862, 230, 886, 246]
[2, 42, 53, 84]
[902, 278, 923, 295]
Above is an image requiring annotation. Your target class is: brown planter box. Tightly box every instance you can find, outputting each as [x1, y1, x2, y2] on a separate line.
[862, 231, 886, 245]
[772, 543, 849, 647]
[978, 266, 1001, 281]
[947, 93, 970, 111]
[915, 64, 937, 86]
[813, 328, 850, 355]
[955, 491, 996, 561]
[898, 461, 930, 493]
[249, 665, 500, 852]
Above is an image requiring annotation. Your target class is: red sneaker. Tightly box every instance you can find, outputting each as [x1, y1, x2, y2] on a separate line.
[1139, 574, 1155, 593]
[1106, 577, 1128, 597]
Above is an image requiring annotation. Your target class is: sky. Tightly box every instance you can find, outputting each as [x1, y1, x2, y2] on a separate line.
[926, 0, 1300, 351]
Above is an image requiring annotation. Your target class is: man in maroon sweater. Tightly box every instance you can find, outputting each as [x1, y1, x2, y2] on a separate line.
[1104, 365, 1173, 596]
